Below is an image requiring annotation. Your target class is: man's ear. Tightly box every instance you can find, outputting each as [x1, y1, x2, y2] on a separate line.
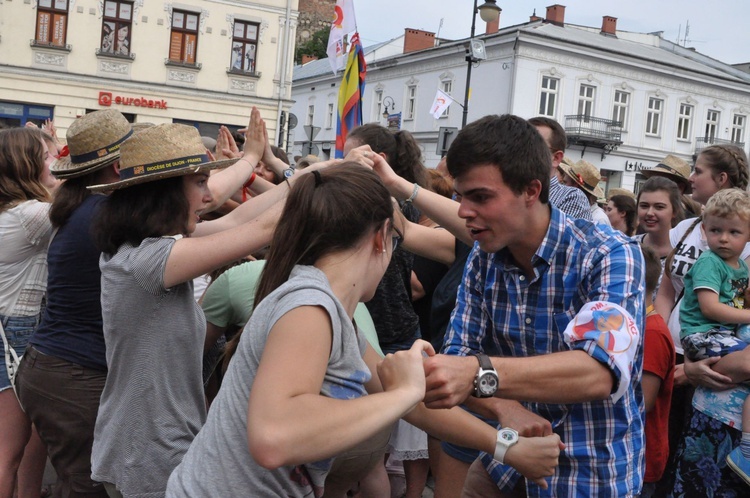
[524, 179, 543, 205]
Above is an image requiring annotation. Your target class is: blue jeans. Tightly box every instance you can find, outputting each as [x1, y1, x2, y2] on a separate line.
[0, 313, 38, 392]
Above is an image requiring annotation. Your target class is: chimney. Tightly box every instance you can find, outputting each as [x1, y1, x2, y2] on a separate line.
[601, 16, 617, 36]
[403, 28, 436, 53]
[530, 9, 542, 22]
[485, 17, 500, 35]
[301, 54, 318, 64]
[545, 4, 565, 26]
[485, 8, 502, 35]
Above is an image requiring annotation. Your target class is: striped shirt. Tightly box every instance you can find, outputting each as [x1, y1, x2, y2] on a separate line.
[548, 176, 593, 221]
[443, 206, 645, 497]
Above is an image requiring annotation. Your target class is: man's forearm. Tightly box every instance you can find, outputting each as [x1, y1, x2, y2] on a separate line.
[492, 350, 613, 403]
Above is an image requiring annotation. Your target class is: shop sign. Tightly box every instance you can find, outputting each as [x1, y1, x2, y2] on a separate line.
[624, 160, 651, 172]
[98, 91, 168, 110]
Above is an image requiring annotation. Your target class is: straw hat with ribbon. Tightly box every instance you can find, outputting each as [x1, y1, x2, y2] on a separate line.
[560, 159, 605, 199]
[50, 109, 132, 179]
[641, 154, 692, 193]
[88, 123, 238, 192]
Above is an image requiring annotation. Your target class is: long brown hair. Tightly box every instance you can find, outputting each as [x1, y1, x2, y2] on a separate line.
[49, 163, 116, 228]
[347, 124, 427, 187]
[700, 144, 750, 191]
[0, 128, 51, 211]
[223, 163, 393, 366]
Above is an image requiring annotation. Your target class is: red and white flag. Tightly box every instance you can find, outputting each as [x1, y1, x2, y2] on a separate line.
[327, 0, 357, 74]
[430, 88, 453, 119]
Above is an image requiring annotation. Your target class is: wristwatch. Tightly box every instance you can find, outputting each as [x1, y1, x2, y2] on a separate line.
[471, 353, 498, 398]
[494, 427, 519, 464]
[283, 167, 295, 179]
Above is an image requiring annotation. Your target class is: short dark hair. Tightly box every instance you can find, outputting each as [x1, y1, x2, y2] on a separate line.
[93, 176, 189, 255]
[446, 114, 550, 203]
[528, 116, 567, 152]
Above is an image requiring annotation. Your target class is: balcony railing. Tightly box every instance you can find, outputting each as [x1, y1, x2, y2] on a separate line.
[695, 136, 745, 153]
[564, 115, 623, 159]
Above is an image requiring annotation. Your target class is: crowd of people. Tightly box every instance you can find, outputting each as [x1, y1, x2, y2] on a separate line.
[1, 107, 749, 498]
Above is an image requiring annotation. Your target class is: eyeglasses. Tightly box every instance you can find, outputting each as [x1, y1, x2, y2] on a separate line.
[391, 226, 403, 251]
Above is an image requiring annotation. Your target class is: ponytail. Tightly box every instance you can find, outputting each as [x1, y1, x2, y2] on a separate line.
[223, 163, 393, 367]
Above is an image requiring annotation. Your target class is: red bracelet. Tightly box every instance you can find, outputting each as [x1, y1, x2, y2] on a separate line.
[242, 172, 257, 202]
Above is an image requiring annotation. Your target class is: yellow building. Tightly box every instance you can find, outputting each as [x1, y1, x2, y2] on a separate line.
[0, 0, 298, 142]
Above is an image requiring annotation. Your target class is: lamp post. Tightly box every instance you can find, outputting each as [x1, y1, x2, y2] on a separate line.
[382, 96, 395, 119]
[462, 0, 501, 128]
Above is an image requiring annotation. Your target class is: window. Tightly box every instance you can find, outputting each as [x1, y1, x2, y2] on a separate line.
[645, 97, 663, 136]
[101, 1, 132, 56]
[539, 76, 558, 117]
[326, 103, 334, 129]
[577, 84, 595, 119]
[405, 86, 417, 120]
[705, 110, 720, 141]
[612, 90, 629, 128]
[306, 104, 314, 126]
[732, 114, 746, 144]
[440, 80, 453, 117]
[230, 21, 259, 73]
[677, 103, 693, 141]
[35, 0, 68, 47]
[169, 10, 199, 64]
[373, 90, 383, 121]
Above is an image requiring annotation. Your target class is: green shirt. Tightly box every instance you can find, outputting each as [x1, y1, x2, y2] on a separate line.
[202, 260, 384, 356]
[680, 250, 749, 338]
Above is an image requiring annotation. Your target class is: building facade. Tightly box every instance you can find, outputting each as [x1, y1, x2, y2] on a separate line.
[0, 0, 299, 141]
[290, 4, 750, 193]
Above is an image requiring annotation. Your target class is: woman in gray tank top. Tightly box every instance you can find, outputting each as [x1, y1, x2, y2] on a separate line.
[167, 160, 563, 497]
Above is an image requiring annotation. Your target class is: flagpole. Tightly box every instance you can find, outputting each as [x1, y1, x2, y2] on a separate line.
[462, 0, 479, 129]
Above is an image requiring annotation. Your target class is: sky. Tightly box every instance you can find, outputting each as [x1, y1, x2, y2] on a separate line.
[354, 0, 749, 65]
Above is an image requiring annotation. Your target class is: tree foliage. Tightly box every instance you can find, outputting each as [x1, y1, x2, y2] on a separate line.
[295, 28, 329, 64]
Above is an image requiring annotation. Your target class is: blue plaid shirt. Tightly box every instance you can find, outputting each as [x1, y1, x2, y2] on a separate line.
[443, 206, 645, 497]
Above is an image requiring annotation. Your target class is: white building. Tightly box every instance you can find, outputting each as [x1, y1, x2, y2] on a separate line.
[0, 0, 298, 141]
[290, 4, 750, 193]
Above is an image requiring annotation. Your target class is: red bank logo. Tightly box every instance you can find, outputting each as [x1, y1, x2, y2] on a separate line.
[98, 91, 168, 110]
[99, 92, 113, 106]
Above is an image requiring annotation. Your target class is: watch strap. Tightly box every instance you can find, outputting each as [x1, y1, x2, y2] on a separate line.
[475, 352, 494, 371]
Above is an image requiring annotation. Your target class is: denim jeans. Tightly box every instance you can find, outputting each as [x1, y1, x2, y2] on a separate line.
[0, 313, 38, 392]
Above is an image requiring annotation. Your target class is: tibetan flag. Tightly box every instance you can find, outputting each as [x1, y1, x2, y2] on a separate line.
[326, 0, 357, 75]
[335, 33, 366, 158]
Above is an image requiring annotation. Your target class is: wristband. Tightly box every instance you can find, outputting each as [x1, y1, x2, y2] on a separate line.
[404, 183, 420, 204]
[242, 172, 256, 202]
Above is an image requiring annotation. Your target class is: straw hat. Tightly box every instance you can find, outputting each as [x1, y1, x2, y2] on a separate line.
[561, 159, 605, 199]
[88, 124, 237, 192]
[607, 187, 636, 200]
[51, 109, 132, 179]
[641, 154, 692, 193]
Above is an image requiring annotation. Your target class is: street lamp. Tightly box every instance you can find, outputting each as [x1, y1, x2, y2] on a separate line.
[382, 96, 395, 119]
[462, 1, 501, 128]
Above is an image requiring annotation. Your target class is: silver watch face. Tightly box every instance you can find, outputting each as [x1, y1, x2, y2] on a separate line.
[478, 372, 498, 395]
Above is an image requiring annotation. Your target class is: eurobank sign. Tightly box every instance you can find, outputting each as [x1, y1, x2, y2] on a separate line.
[98, 91, 168, 110]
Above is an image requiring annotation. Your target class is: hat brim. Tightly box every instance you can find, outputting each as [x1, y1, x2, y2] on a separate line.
[640, 168, 692, 194]
[51, 151, 122, 178]
[52, 155, 120, 179]
[560, 163, 604, 199]
[87, 157, 238, 192]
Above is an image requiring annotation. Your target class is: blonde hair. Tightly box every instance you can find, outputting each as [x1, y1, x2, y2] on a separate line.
[0, 127, 51, 211]
[703, 188, 750, 222]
